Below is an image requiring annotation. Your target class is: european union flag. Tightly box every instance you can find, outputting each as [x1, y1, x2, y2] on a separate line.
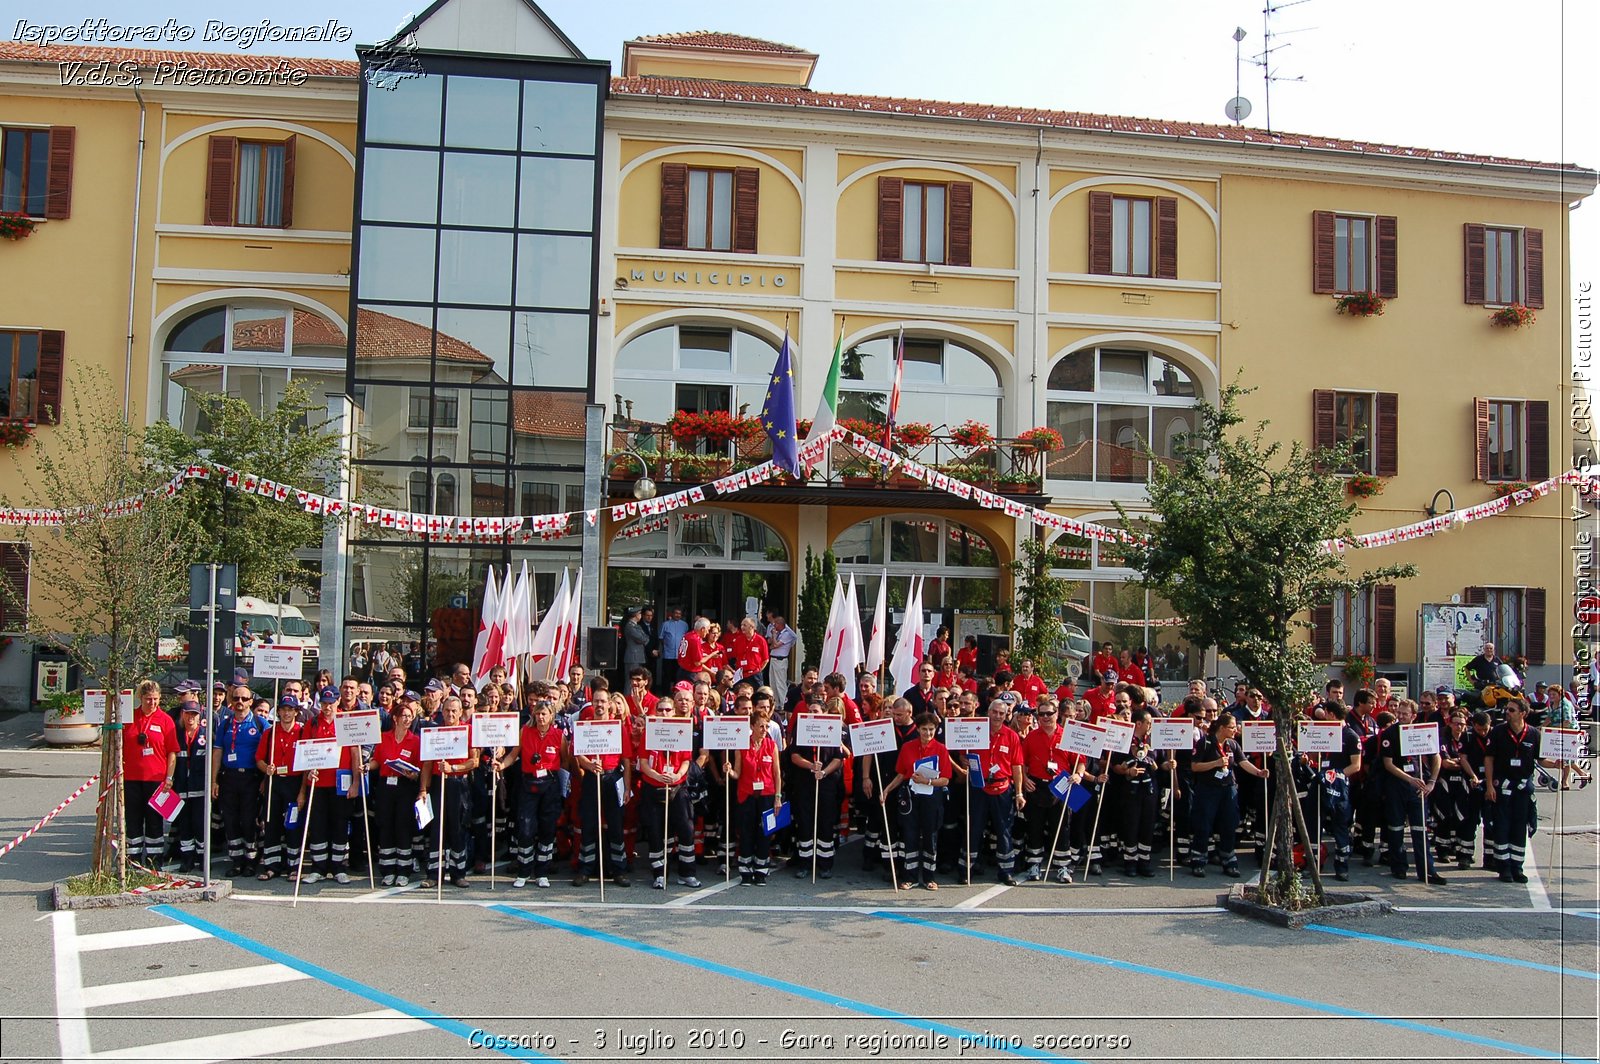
[761, 331, 801, 476]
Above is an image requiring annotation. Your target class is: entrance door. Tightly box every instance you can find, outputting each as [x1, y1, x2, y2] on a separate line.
[608, 567, 789, 629]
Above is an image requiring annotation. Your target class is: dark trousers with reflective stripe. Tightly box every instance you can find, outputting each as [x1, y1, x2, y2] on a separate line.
[640, 784, 696, 879]
[968, 789, 1018, 876]
[578, 769, 626, 877]
[124, 779, 164, 866]
[515, 775, 563, 877]
[1490, 780, 1536, 874]
[374, 776, 419, 878]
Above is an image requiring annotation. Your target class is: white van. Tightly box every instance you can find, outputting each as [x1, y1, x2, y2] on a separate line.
[234, 597, 320, 667]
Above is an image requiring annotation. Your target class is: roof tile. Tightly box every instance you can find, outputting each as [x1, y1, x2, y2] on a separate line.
[628, 31, 812, 56]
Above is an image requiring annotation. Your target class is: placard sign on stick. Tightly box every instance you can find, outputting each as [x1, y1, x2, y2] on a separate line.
[1543, 727, 1585, 761]
[293, 737, 341, 772]
[470, 712, 519, 747]
[1240, 721, 1278, 754]
[701, 715, 751, 751]
[1297, 721, 1345, 755]
[572, 719, 623, 758]
[849, 719, 897, 757]
[81, 690, 135, 726]
[334, 708, 381, 747]
[945, 718, 991, 751]
[645, 718, 693, 753]
[1150, 720, 1196, 752]
[794, 714, 844, 748]
[1100, 718, 1136, 755]
[419, 724, 470, 762]
[1399, 722, 1441, 757]
[252, 647, 304, 680]
[1059, 720, 1107, 757]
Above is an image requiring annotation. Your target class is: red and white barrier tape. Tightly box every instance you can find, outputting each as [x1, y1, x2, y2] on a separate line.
[0, 774, 99, 860]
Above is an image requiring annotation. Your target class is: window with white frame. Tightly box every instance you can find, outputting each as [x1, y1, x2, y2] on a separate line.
[837, 335, 1002, 430]
[614, 324, 778, 427]
[1045, 348, 1199, 483]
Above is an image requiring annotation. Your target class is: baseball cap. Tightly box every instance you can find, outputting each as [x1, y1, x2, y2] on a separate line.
[173, 679, 199, 694]
[1434, 685, 1451, 695]
[424, 678, 445, 693]
[317, 688, 339, 704]
[212, 681, 228, 692]
[278, 694, 301, 709]
[402, 690, 422, 703]
[673, 681, 694, 693]
[178, 699, 201, 714]
[231, 670, 250, 685]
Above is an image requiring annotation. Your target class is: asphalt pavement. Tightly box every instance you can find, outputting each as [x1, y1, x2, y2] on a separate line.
[0, 737, 1594, 1063]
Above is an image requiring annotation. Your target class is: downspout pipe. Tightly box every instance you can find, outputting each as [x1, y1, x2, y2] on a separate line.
[125, 88, 146, 426]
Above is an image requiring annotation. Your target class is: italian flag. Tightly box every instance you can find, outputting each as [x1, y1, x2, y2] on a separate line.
[802, 326, 843, 448]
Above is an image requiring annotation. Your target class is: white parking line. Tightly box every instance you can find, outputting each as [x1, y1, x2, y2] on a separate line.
[956, 884, 1012, 909]
[665, 878, 742, 907]
[1522, 843, 1553, 910]
[80, 962, 309, 1008]
[76, 924, 211, 952]
[87, 1009, 431, 1063]
[51, 911, 91, 1061]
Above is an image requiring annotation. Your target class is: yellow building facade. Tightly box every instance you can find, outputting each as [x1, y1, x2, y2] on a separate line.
[0, 9, 1591, 700]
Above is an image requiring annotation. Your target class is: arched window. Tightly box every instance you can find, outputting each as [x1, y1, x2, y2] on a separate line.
[1044, 347, 1199, 484]
[834, 514, 1001, 611]
[161, 303, 346, 435]
[837, 334, 1002, 430]
[1048, 520, 1199, 683]
[614, 324, 778, 425]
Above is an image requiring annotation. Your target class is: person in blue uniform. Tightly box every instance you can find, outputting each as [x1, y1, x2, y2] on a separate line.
[211, 684, 266, 877]
[1483, 699, 1558, 884]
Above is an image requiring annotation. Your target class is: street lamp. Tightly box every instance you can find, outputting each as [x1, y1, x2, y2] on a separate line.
[1424, 488, 1455, 518]
[614, 449, 657, 500]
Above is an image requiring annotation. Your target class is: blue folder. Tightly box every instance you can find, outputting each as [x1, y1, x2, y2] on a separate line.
[762, 801, 792, 836]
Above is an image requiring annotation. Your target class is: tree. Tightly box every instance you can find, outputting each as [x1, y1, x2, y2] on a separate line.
[2, 373, 195, 885]
[1118, 383, 1414, 908]
[144, 382, 342, 600]
[796, 546, 837, 670]
[1008, 532, 1079, 667]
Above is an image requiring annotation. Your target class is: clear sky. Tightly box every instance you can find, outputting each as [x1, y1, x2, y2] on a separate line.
[13, 0, 1597, 326]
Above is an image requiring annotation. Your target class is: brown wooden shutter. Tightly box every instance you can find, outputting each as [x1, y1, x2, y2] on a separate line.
[1463, 586, 1487, 606]
[1473, 398, 1490, 481]
[278, 135, 297, 229]
[1311, 602, 1333, 662]
[876, 176, 903, 262]
[1524, 587, 1546, 664]
[1523, 228, 1544, 309]
[1525, 400, 1550, 480]
[1088, 191, 1113, 275]
[1312, 389, 1336, 456]
[1463, 223, 1486, 304]
[947, 181, 973, 267]
[731, 166, 759, 254]
[205, 136, 237, 227]
[1154, 196, 1178, 279]
[1374, 392, 1399, 478]
[36, 330, 64, 425]
[1375, 215, 1398, 298]
[0, 543, 28, 632]
[657, 163, 687, 250]
[44, 126, 74, 220]
[1373, 584, 1397, 664]
[1311, 210, 1336, 293]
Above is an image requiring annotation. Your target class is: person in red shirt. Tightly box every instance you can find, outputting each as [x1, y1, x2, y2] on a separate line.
[569, 691, 632, 887]
[500, 700, 566, 888]
[1055, 676, 1079, 704]
[637, 696, 701, 889]
[728, 617, 769, 680]
[623, 668, 659, 717]
[1019, 699, 1073, 880]
[955, 636, 979, 674]
[1091, 643, 1119, 684]
[1084, 673, 1118, 722]
[124, 679, 178, 869]
[927, 626, 952, 668]
[968, 698, 1026, 884]
[881, 713, 953, 890]
[255, 696, 306, 881]
[820, 673, 860, 725]
[371, 701, 422, 886]
[1013, 658, 1050, 707]
[1116, 650, 1147, 690]
[295, 689, 360, 884]
[732, 700, 783, 884]
[417, 696, 475, 888]
[677, 617, 712, 681]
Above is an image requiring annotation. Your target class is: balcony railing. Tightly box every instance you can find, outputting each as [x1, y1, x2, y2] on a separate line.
[604, 418, 1052, 496]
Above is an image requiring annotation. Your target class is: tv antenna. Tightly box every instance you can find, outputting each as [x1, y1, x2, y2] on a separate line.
[1250, 0, 1312, 134]
[1224, 26, 1252, 125]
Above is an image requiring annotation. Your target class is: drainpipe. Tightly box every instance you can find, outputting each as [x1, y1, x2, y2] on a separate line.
[125, 88, 147, 426]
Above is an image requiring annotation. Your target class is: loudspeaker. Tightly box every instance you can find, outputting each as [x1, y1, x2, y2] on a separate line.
[588, 626, 619, 670]
[976, 633, 1010, 676]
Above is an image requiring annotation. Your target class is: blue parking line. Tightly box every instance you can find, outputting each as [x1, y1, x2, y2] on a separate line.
[487, 904, 1087, 1063]
[1305, 923, 1599, 981]
[870, 910, 1586, 1063]
[152, 905, 563, 1062]
[1567, 910, 1600, 921]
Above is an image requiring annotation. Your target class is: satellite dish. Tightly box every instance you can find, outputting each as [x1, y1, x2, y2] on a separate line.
[1224, 96, 1253, 123]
